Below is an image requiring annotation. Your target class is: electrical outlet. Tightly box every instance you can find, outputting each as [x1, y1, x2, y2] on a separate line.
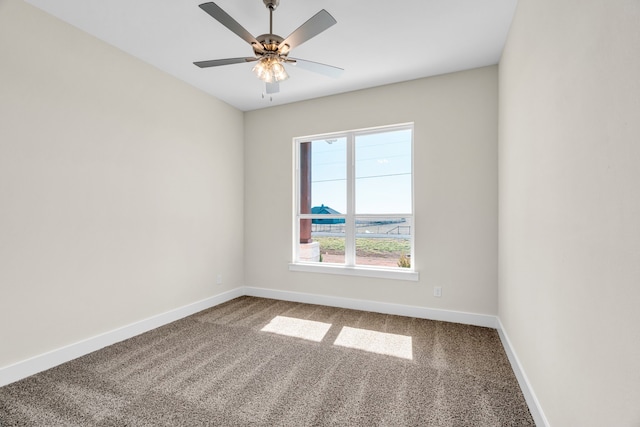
[216, 274, 223, 285]
[434, 286, 442, 297]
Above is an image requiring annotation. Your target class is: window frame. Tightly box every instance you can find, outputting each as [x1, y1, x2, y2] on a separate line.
[290, 123, 418, 281]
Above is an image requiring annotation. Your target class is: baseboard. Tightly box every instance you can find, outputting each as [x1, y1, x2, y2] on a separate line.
[496, 318, 550, 427]
[0, 287, 244, 387]
[243, 286, 498, 328]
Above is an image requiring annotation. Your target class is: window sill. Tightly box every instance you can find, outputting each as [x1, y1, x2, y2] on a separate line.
[288, 263, 419, 281]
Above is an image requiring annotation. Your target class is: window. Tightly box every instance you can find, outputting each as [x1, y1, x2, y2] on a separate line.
[292, 124, 416, 280]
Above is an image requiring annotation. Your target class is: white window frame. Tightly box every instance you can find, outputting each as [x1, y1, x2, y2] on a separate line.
[289, 123, 418, 281]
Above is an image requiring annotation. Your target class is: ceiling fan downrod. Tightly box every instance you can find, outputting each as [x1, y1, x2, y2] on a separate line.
[263, 0, 279, 34]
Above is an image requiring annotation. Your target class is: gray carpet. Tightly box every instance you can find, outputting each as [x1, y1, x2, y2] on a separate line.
[0, 296, 535, 426]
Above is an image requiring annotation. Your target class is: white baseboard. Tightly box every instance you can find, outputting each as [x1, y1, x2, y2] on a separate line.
[243, 286, 498, 328]
[497, 318, 550, 427]
[0, 287, 243, 387]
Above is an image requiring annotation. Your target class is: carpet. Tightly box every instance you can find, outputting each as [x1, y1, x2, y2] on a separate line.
[0, 296, 535, 426]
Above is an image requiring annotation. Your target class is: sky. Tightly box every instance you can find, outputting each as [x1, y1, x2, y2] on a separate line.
[307, 128, 412, 215]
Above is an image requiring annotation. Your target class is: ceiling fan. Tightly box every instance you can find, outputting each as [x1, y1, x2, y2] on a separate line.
[194, 0, 343, 95]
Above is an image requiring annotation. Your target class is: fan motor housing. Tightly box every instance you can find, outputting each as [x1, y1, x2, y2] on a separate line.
[255, 33, 288, 56]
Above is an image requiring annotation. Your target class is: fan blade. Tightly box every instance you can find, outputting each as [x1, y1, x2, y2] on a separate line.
[266, 82, 280, 94]
[194, 57, 257, 68]
[278, 9, 336, 52]
[288, 58, 343, 78]
[199, 2, 262, 50]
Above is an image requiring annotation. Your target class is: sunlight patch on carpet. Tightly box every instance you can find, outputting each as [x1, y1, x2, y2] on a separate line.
[333, 326, 413, 360]
[260, 316, 332, 342]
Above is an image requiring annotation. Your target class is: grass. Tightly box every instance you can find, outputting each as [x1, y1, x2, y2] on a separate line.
[314, 236, 410, 257]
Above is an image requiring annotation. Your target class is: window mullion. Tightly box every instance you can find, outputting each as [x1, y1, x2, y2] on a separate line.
[345, 133, 356, 266]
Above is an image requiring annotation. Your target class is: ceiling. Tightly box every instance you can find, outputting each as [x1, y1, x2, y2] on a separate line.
[24, 0, 518, 112]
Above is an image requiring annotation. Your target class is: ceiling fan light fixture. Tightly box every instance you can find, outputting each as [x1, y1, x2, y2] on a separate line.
[252, 57, 289, 83]
[271, 61, 289, 81]
[252, 59, 270, 81]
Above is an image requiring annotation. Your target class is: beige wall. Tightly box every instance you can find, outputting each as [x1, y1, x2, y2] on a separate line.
[0, 0, 244, 367]
[244, 67, 498, 315]
[499, 0, 640, 425]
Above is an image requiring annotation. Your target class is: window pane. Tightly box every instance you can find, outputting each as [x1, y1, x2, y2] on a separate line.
[297, 219, 345, 264]
[313, 221, 345, 265]
[355, 217, 412, 268]
[299, 138, 347, 215]
[355, 129, 412, 214]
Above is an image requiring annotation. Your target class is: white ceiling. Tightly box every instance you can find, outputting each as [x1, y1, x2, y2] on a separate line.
[25, 0, 517, 112]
